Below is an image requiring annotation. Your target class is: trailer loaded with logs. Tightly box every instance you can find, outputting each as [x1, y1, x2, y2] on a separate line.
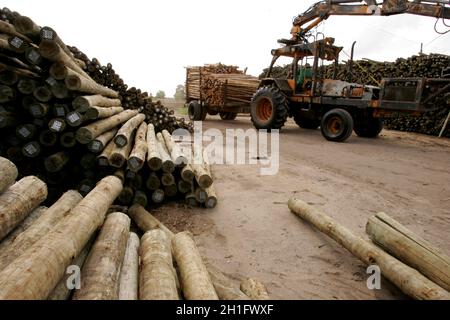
[185, 63, 259, 121]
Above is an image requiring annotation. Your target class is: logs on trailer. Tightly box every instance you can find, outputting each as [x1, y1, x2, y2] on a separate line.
[0, 156, 17, 193]
[287, 198, 450, 300]
[366, 212, 450, 291]
[0, 175, 47, 240]
[139, 229, 179, 300]
[0, 189, 82, 270]
[73, 212, 130, 300]
[172, 231, 219, 300]
[0, 175, 122, 299]
[119, 232, 140, 300]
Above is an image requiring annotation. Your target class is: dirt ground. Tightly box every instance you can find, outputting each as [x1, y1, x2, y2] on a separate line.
[156, 110, 450, 300]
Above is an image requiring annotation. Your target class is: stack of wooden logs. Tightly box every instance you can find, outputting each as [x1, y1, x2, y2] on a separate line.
[288, 198, 450, 300]
[0, 158, 266, 300]
[0, 8, 193, 203]
[93, 121, 218, 209]
[259, 53, 450, 137]
[186, 63, 259, 106]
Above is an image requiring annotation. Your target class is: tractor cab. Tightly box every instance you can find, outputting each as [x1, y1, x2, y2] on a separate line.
[263, 37, 343, 97]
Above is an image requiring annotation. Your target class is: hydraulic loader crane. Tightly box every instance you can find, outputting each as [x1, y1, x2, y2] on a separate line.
[250, 0, 450, 142]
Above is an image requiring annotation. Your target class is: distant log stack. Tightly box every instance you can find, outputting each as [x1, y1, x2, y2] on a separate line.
[0, 7, 193, 204]
[186, 63, 259, 106]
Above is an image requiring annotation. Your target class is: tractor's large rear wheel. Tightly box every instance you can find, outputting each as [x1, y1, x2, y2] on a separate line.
[250, 86, 288, 130]
[320, 108, 354, 142]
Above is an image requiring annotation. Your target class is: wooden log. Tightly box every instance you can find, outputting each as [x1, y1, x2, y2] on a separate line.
[47, 236, 94, 300]
[133, 190, 148, 207]
[13, 15, 40, 38]
[22, 141, 41, 158]
[88, 128, 118, 153]
[0, 156, 18, 194]
[205, 183, 218, 209]
[172, 231, 219, 300]
[152, 189, 165, 204]
[97, 140, 115, 167]
[48, 118, 66, 133]
[0, 111, 18, 128]
[0, 85, 16, 103]
[39, 26, 78, 64]
[39, 131, 57, 147]
[114, 113, 146, 147]
[185, 192, 198, 207]
[0, 176, 47, 241]
[161, 173, 175, 187]
[60, 132, 77, 148]
[195, 187, 207, 204]
[118, 232, 140, 300]
[192, 163, 212, 189]
[85, 106, 124, 120]
[366, 212, 450, 291]
[240, 278, 270, 300]
[162, 129, 188, 165]
[0, 20, 32, 42]
[206, 263, 250, 300]
[127, 204, 172, 236]
[72, 94, 121, 112]
[0, 190, 82, 270]
[0, 206, 46, 254]
[146, 172, 161, 191]
[164, 184, 178, 197]
[181, 164, 194, 182]
[17, 78, 36, 95]
[139, 229, 179, 300]
[64, 67, 118, 98]
[156, 133, 175, 173]
[73, 212, 130, 300]
[127, 122, 147, 172]
[76, 109, 139, 144]
[44, 151, 69, 173]
[0, 175, 122, 299]
[146, 123, 162, 171]
[178, 180, 192, 194]
[118, 186, 134, 206]
[109, 134, 135, 168]
[288, 198, 450, 300]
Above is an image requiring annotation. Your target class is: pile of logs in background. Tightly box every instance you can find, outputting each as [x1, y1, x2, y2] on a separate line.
[0, 158, 267, 300]
[0, 7, 200, 206]
[260, 54, 450, 137]
[186, 63, 259, 106]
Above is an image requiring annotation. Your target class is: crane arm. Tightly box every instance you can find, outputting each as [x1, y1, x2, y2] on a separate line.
[291, 0, 450, 41]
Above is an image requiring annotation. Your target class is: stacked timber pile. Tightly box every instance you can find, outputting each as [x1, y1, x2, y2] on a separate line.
[288, 198, 450, 300]
[186, 63, 259, 106]
[259, 53, 450, 137]
[0, 8, 193, 203]
[0, 159, 267, 300]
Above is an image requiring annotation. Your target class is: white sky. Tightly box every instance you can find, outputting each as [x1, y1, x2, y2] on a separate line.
[4, 0, 450, 96]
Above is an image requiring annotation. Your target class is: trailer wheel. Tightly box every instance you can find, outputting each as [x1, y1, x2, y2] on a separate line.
[320, 109, 354, 142]
[293, 114, 320, 129]
[354, 118, 383, 138]
[188, 101, 206, 121]
[250, 86, 288, 130]
[219, 112, 237, 120]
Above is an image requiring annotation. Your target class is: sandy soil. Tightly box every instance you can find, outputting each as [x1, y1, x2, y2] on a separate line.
[155, 112, 450, 300]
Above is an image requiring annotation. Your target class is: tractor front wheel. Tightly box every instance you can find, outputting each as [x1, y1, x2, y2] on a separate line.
[250, 86, 288, 130]
[320, 108, 354, 142]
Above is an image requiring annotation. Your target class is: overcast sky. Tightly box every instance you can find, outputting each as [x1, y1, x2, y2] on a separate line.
[5, 0, 450, 96]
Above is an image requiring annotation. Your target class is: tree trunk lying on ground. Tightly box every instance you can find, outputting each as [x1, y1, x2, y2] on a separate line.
[0, 175, 47, 241]
[206, 263, 250, 300]
[0, 175, 122, 299]
[118, 232, 140, 300]
[0, 190, 82, 270]
[288, 198, 450, 300]
[0, 156, 18, 194]
[139, 229, 179, 300]
[73, 211, 130, 300]
[172, 231, 218, 300]
[366, 212, 450, 292]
